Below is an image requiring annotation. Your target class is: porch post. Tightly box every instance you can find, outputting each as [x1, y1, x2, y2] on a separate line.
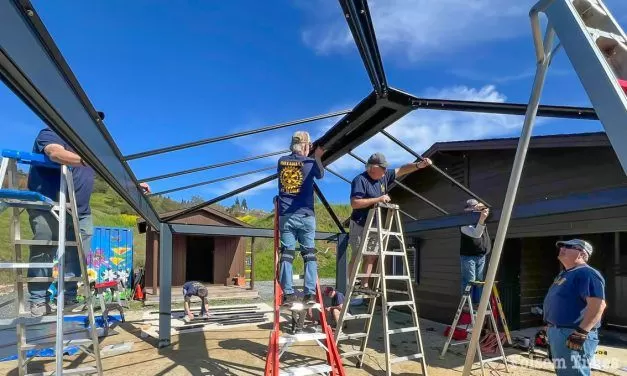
[158, 223, 173, 348]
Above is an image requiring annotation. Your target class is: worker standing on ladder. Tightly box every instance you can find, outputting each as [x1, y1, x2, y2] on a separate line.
[277, 131, 324, 307]
[348, 153, 432, 293]
[26, 125, 151, 317]
[459, 199, 491, 308]
[543, 239, 606, 376]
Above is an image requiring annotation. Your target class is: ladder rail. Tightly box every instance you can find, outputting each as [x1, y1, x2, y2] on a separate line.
[377, 206, 396, 376]
[54, 166, 69, 376]
[65, 167, 104, 375]
[395, 209, 429, 375]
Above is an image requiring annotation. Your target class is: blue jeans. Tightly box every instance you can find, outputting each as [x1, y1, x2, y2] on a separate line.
[548, 327, 599, 376]
[460, 254, 486, 304]
[27, 210, 93, 304]
[279, 214, 317, 295]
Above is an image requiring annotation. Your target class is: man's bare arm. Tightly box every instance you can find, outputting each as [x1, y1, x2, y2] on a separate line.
[43, 144, 84, 167]
[351, 196, 387, 209]
[579, 297, 606, 332]
[394, 158, 433, 178]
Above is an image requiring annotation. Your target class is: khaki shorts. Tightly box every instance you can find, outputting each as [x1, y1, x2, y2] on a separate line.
[348, 220, 379, 258]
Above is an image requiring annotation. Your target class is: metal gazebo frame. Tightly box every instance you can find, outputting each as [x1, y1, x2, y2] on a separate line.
[0, 0, 603, 351]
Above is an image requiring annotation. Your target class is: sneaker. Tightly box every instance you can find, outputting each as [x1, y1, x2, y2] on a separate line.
[30, 302, 55, 317]
[63, 300, 84, 313]
[282, 294, 299, 306]
[303, 294, 316, 305]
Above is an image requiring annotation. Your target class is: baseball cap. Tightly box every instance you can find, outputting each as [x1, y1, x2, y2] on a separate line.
[465, 199, 479, 209]
[556, 239, 593, 257]
[291, 131, 311, 145]
[367, 152, 388, 168]
[324, 286, 334, 295]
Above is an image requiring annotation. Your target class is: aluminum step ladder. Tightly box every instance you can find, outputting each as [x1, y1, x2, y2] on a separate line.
[440, 282, 509, 376]
[264, 202, 346, 376]
[0, 150, 103, 376]
[530, 0, 627, 172]
[334, 202, 428, 376]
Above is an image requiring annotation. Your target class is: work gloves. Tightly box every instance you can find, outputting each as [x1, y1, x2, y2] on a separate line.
[565, 327, 588, 351]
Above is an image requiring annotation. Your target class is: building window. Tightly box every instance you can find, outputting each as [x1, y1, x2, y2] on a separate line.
[389, 246, 419, 284]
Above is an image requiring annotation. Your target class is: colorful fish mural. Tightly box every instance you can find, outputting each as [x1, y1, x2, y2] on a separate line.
[87, 227, 134, 295]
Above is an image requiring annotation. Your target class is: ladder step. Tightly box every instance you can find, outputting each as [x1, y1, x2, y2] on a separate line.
[388, 326, 420, 335]
[382, 251, 406, 256]
[0, 262, 54, 269]
[343, 313, 371, 321]
[586, 26, 626, 43]
[22, 338, 94, 351]
[283, 302, 322, 312]
[390, 353, 423, 364]
[355, 273, 379, 278]
[340, 350, 363, 358]
[387, 301, 415, 308]
[14, 239, 78, 247]
[279, 332, 326, 344]
[338, 332, 368, 341]
[0, 313, 86, 327]
[25, 366, 98, 376]
[385, 275, 412, 280]
[279, 364, 332, 376]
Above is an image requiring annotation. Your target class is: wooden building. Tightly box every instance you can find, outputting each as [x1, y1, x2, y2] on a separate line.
[388, 132, 627, 330]
[138, 206, 251, 292]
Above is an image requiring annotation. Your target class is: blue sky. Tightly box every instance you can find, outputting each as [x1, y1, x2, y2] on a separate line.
[2, 0, 626, 212]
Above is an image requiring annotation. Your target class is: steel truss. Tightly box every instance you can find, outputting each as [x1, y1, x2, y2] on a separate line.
[0, 0, 603, 349]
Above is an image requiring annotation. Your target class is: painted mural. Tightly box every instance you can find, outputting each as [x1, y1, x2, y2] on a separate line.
[86, 227, 134, 300]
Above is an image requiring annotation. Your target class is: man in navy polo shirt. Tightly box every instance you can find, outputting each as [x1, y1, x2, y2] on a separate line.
[277, 131, 324, 307]
[27, 127, 150, 316]
[348, 153, 432, 293]
[543, 239, 606, 376]
[324, 286, 345, 327]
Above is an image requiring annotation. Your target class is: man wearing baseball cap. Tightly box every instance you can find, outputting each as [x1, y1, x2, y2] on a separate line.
[543, 239, 606, 375]
[348, 152, 432, 293]
[459, 199, 491, 306]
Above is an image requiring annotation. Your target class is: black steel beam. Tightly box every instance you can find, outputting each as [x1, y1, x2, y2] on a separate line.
[149, 166, 275, 196]
[123, 109, 351, 161]
[169, 223, 337, 240]
[380, 130, 491, 208]
[140, 149, 289, 182]
[339, 0, 387, 96]
[0, 0, 161, 228]
[325, 167, 352, 184]
[348, 152, 448, 215]
[164, 174, 277, 221]
[313, 183, 347, 233]
[407, 93, 598, 119]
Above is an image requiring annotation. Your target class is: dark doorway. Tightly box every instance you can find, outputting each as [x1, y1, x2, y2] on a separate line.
[186, 236, 214, 283]
[495, 238, 522, 331]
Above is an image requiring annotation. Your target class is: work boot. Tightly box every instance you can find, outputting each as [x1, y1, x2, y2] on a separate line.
[283, 294, 299, 306]
[303, 294, 316, 305]
[30, 302, 55, 317]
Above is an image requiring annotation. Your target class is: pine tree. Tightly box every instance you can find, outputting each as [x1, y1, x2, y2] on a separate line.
[241, 198, 248, 212]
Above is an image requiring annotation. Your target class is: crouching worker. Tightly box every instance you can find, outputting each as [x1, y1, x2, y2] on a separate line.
[324, 286, 345, 327]
[277, 131, 325, 306]
[183, 281, 210, 322]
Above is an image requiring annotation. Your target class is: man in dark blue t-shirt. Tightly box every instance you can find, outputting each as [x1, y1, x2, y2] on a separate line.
[543, 239, 606, 376]
[277, 131, 324, 307]
[182, 281, 209, 322]
[324, 286, 345, 326]
[348, 152, 432, 293]
[26, 127, 151, 316]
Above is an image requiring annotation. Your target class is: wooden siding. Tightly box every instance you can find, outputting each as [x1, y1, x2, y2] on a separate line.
[144, 209, 247, 290]
[392, 143, 627, 327]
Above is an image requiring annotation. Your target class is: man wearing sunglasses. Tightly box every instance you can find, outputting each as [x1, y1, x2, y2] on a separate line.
[348, 153, 432, 294]
[277, 131, 324, 309]
[543, 239, 606, 376]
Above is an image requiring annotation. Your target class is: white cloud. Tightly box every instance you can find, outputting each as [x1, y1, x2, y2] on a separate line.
[300, 0, 531, 61]
[328, 84, 536, 173]
[299, 0, 627, 62]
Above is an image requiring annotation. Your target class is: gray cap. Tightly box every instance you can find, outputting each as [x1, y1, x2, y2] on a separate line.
[556, 239, 593, 257]
[367, 152, 388, 168]
[465, 199, 479, 209]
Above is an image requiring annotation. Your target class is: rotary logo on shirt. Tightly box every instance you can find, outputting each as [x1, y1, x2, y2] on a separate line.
[280, 160, 304, 194]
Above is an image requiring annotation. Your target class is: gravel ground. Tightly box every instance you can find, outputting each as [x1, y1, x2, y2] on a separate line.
[0, 292, 16, 318]
[253, 277, 336, 302]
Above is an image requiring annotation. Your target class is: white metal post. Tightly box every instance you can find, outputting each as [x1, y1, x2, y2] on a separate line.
[158, 223, 173, 348]
[461, 23, 557, 376]
[55, 165, 68, 376]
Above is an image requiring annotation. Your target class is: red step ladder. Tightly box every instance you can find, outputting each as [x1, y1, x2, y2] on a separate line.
[264, 203, 346, 376]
